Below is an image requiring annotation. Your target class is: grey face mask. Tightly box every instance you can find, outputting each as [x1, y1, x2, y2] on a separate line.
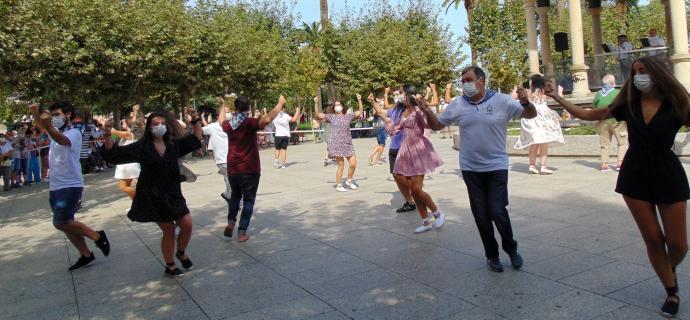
[462, 82, 480, 98]
[151, 124, 167, 137]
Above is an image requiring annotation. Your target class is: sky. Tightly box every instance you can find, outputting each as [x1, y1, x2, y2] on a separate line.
[291, 0, 471, 59]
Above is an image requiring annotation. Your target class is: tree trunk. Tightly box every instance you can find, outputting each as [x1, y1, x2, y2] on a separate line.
[466, 0, 477, 63]
[320, 0, 329, 28]
[327, 80, 336, 107]
[616, 0, 627, 34]
[556, 0, 565, 21]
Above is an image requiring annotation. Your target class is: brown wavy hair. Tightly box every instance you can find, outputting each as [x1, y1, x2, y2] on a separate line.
[608, 55, 690, 125]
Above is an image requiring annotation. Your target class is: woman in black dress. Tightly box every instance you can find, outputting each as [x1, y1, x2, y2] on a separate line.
[544, 56, 690, 317]
[103, 108, 203, 277]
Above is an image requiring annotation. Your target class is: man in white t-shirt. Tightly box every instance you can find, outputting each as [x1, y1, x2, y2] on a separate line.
[203, 98, 231, 201]
[30, 101, 110, 272]
[271, 106, 301, 168]
[647, 28, 666, 56]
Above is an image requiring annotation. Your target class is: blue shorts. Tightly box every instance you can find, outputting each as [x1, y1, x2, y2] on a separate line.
[11, 159, 21, 172]
[376, 128, 387, 146]
[49, 187, 83, 224]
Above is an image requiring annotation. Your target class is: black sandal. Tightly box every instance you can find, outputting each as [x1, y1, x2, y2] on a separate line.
[176, 251, 194, 270]
[164, 262, 184, 277]
[661, 285, 680, 318]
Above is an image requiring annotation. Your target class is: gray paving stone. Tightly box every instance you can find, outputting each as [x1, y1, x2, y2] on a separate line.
[509, 290, 627, 320]
[3, 137, 690, 320]
[591, 305, 667, 320]
[521, 250, 616, 280]
[226, 296, 334, 320]
[560, 261, 656, 294]
[439, 307, 508, 320]
[329, 280, 474, 320]
[304, 268, 407, 301]
[302, 311, 352, 320]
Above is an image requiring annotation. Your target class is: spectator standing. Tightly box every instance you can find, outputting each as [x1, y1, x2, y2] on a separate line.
[615, 35, 634, 81]
[647, 28, 667, 56]
[0, 133, 12, 191]
[593, 74, 628, 172]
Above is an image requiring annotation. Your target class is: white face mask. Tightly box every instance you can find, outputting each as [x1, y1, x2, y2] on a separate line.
[462, 82, 480, 98]
[151, 124, 167, 137]
[52, 116, 65, 129]
[0, 138, 5, 143]
[334, 105, 343, 113]
[634, 74, 653, 93]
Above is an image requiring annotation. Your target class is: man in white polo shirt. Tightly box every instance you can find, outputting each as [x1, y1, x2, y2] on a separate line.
[30, 101, 110, 272]
[271, 105, 301, 169]
[203, 97, 231, 201]
[423, 66, 536, 273]
[647, 28, 666, 56]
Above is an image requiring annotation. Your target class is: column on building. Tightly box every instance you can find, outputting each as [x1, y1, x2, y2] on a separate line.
[524, 0, 540, 75]
[567, 0, 590, 97]
[589, 0, 603, 87]
[536, 0, 555, 83]
[669, 0, 690, 91]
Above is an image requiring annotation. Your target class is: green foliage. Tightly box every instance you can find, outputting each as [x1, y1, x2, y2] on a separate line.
[0, 0, 464, 122]
[467, 0, 528, 92]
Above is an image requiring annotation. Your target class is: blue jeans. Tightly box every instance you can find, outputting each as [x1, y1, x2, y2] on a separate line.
[49, 187, 83, 224]
[462, 170, 518, 259]
[228, 173, 260, 232]
[28, 156, 41, 182]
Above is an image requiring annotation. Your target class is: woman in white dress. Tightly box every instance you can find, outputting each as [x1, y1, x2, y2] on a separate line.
[514, 75, 564, 174]
[112, 106, 144, 200]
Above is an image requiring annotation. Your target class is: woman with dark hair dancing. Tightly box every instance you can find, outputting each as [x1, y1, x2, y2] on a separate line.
[103, 108, 203, 277]
[545, 56, 689, 317]
[371, 85, 445, 233]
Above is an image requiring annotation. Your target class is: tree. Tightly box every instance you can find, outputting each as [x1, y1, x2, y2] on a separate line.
[442, 0, 478, 63]
[468, 0, 528, 92]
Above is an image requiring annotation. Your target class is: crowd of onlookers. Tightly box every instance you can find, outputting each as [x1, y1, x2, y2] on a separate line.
[0, 111, 112, 193]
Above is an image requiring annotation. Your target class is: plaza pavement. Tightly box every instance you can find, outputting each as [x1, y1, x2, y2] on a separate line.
[1, 132, 689, 320]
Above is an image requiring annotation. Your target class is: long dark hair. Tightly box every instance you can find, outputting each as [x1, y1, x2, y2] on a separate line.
[608, 56, 690, 124]
[139, 111, 174, 146]
[403, 84, 418, 108]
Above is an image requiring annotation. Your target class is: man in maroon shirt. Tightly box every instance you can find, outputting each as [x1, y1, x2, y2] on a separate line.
[219, 95, 285, 242]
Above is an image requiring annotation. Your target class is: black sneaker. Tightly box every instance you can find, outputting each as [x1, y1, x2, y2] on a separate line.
[486, 257, 504, 272]
[395, 202, 416, 213]
[176, 251, 194, 270]
[509, 251, 524, 269]
[69, 253, 95, 271]
[95, 230, 110, 256]
[661, 294, 680, 317]
[165, 265, 185, 277]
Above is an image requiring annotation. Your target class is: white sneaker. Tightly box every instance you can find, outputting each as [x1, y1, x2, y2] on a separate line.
[432, 211, 445, 229]
[345, 180, 358, 190]
[528, 165, 539, 174]
[540, 166, 554, 175]
[415, 220, 433, 233]
[280, 165, 286, 169]
[336, 184, 348, 192]
[273, 159, 279, 168]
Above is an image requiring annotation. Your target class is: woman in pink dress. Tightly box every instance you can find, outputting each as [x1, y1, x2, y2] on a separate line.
[370, 85, 446, 233]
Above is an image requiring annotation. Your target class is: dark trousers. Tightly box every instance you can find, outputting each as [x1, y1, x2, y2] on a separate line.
[0, 166, 10, 191]
[228, 173, 260, 232]
[462, 170, 518, 259]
